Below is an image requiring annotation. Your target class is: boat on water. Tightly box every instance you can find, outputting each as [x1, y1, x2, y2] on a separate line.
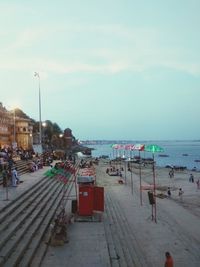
[158, 154, 169, 157]
[194, 159, 200, 162]
[182, 154, 189, 156]
[99, 155, 109, 159]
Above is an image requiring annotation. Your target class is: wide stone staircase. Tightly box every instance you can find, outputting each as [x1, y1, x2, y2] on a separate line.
[14, 159, 31, 176]
[0, 159, 31, 186]
[0, 164, 77, 267]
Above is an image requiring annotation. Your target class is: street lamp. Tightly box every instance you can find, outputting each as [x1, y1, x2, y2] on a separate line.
[9, 107, 17, 149]
[42, 121, 47, 150]
[13, 108, 16, 145]
[34, 72, 42, 147]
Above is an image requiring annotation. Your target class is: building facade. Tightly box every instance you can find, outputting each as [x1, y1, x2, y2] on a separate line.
[0, 103, 33, 150]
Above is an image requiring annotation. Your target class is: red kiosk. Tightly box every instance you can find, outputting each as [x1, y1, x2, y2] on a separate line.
[77, 173, 104, 220]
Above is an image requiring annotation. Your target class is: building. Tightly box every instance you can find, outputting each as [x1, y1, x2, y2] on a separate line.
[64, 128, 73, 147]
[0, 103, 12, 148]
[15, 116, 33, 150]
[0, 103, 33, 150]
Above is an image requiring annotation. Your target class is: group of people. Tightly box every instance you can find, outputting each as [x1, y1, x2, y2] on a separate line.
[27, 158, 43, 172]
[189, 173, 200, 190]
[1, 146, 44, 187]
[167, 171, 200, 200]
[167, 187, 184, 200]
[106, 166, 123, 177]
[2, 166, 20, 187]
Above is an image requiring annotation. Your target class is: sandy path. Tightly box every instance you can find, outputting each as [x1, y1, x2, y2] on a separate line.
[96, 159, 200, 267]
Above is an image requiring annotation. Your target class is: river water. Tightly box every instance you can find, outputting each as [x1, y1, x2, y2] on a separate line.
[87, 140, 200, 171]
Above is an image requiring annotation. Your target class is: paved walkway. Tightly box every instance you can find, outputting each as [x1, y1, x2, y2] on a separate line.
[42, 222, 110, 267]
[0, 166, 51, 210]
[0, 164, 111, 267]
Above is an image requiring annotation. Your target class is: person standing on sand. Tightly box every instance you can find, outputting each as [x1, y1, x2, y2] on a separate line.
[178, 188, 184, 201]
[196, 179, 200, 190]
[164, 251, 174, 267]
[167, 187, 171, 198]
[169, 168, 174, 178]
[189, 173, 194, 182]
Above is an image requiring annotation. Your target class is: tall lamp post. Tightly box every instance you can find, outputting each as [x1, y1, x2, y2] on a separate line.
[145, 144, 164, 223]
[9, 107, 17, 149]
[13, 108, 16, 146]
[132, 144, 145, 206]
[34, 72, 42, 148]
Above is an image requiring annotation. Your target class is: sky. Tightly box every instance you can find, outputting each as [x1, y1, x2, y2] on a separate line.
[0, 0, 200, 141]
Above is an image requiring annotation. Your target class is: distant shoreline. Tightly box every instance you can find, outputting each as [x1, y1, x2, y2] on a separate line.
[81, 139, 200, 145]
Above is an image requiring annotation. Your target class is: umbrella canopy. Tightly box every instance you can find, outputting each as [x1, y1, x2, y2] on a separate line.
[124, 144, 134, 150]
[145, 144, 164, 153]
[111, 144, 119, 149]
[131, 144, 145, 151]
[111, 144, 124, 150]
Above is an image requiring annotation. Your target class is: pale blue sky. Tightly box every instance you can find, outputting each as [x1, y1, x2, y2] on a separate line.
[1, 0, 200, 140]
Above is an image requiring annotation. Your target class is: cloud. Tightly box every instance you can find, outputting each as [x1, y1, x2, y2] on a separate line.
[0, 22, 200, 76]
[161, 61, 200, 76]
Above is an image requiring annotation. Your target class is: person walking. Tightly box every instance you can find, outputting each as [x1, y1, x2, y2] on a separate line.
[196, 179, 200, 190]
[164, 251, 174, 267]
[178, 188, 184, 201]
[169, 168, 174, 179]
[167, 187, 171, 198]
[189, 173, 194, 183]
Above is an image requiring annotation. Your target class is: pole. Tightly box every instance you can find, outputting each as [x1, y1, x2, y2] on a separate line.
[6, 183, 9, 201]
[124, 160, 127, 185]
[13, 108, 16, 144]
[152, 153, 157, 223]
[131, 162, 133, 195]
[139, 151, 143, 205]
[3, 170, 9, 201]
[34, 72, 42, 147]
[38, 75, 42, 146]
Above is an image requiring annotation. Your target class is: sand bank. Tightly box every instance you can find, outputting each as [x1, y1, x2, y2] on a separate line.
[95, 159, 200, 266]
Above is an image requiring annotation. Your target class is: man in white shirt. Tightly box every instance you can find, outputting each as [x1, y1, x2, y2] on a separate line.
[12, 167, 20, 187]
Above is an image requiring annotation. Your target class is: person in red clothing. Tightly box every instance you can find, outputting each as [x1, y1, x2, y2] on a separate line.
[165, 251, 174, 267]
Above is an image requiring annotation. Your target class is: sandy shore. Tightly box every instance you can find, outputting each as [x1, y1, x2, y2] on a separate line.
[99, 160, 200, 216]
[133, 162, 200, 217]
[95, 159, 200, 266]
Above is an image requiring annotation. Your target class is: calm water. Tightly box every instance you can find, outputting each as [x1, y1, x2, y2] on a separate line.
[87, 140, 200, 171]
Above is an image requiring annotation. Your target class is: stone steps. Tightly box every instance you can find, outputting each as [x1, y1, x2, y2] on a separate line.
[104, 192, 149, 267]
[0, 159, 33, 186]
[0, 179, 60, 251]
[15, 160, 30, 176]
[0, 164, 77, 267]
[3, 183, 64, 267]
[0, 176, 49, 221]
